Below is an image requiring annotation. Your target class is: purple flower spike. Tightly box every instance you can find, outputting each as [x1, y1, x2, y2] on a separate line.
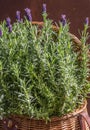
[0, 28, 2, 37]
[25, 8, 31, 15]
[8, 24, 12, 33]
[25, 8, 32, 21]
[61, 14, 66, 20]
[85, 17, 89, 26]
[27, 14, 32, 21]
[16, 11, 21, 22]
[6, 17, 11, 27]
[61, 14, 67, 26]
[43, 3, 46, 13]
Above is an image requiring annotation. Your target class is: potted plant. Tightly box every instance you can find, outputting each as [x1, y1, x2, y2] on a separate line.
[0, 4, 90, 130]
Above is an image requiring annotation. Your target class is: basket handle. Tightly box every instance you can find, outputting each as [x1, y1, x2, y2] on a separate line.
[2, 118, 18, 130]
[79, 111, 90, 130]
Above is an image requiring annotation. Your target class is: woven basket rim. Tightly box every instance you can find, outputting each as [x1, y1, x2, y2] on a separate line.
[51, 100, 87, 121]
[9, 100, 87, 122]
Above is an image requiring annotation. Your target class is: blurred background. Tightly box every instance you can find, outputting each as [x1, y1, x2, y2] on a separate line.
[0, 0, 90, 113]
[0, 0, 90, 37]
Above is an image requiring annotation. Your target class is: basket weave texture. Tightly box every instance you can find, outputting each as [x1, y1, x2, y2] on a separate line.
[0, 103, 90, 130]
[0, 101, 89, 130]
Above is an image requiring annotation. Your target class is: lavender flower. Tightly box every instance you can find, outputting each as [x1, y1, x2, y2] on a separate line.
[27, 13, 32, 21]
[0, 28, 2, 37]
[16, 11, 21, 22]
[6, 17, 11, 27]
[60, 14, 67, 26]
[43, 3, 46, 13]
[25, 8, 32, 21]
[25, 8, 31, 15]
[85, 17, 89, 26]
[8, 24, 12, 33]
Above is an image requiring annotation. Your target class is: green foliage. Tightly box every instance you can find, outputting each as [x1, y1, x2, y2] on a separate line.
[0, 13, 90, 120]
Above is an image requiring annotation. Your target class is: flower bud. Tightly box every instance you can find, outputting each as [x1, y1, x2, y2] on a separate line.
[0, 28, 2, 37]
[60, 14, 66, 26]
[16, 11, 21, 22]
[85, 17, 89, 26]
[25, 8, 32, 21]
[25, 8, 31, 15]
[8, 25, 12, 33]
[6, 17, 11, 27]
[43, 3, 46, 13]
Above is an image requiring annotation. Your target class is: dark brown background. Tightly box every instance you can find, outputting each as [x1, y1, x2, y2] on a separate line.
[0, 0, 90, 37]
[0, 0, 90, 113]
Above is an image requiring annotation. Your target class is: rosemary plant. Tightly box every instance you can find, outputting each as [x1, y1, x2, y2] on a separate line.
[0, 6, 90, 120]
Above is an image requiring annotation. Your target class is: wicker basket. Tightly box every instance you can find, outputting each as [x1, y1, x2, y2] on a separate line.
[0, 100, 90, 130]
[1, 22, 90, 130]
